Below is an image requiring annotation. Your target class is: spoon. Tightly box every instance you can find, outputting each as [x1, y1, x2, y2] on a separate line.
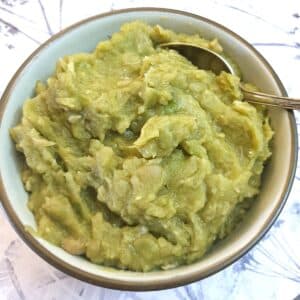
[160, 42, 300, 110]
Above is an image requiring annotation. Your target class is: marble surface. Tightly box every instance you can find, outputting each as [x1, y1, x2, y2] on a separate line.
[0, 0, 300, 299]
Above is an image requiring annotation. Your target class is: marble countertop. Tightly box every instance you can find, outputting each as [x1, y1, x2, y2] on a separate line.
[0, 1, 299, 299]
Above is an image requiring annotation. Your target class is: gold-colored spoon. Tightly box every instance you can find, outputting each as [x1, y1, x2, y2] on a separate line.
[160, 42, 299, 110]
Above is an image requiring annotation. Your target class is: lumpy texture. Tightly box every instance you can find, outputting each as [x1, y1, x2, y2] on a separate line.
[11, 21, 273, 271]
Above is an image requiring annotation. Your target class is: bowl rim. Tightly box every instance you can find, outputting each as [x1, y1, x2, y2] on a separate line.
[0, 7, 298, 291]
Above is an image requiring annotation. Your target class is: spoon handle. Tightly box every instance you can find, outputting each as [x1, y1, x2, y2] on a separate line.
[241, 87, 300, 110]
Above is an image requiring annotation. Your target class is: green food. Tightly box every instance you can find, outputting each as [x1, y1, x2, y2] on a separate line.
[11, 21, 273, 272]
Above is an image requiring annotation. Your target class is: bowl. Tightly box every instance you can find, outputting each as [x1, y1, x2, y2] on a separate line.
[0, 7, 297, 291]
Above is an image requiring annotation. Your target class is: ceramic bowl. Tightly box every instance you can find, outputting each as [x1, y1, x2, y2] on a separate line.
[0, 8, 297, 291]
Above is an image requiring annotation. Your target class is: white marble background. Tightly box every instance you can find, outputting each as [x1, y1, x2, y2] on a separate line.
[0, 0, 300, 299]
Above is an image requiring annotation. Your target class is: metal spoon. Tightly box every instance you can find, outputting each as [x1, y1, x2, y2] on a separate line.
[160, 42, 300, 110]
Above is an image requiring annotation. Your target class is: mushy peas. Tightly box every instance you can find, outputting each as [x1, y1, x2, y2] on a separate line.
[11, 21, 273, 271]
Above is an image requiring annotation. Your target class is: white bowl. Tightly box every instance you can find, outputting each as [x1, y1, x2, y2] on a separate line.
[0, 8, 297, 290]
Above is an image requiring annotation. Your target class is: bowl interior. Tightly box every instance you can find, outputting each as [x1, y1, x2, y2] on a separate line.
[0, 8, 296, 290]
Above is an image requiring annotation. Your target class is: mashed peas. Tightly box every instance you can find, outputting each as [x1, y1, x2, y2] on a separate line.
[11, 21, 273, 271]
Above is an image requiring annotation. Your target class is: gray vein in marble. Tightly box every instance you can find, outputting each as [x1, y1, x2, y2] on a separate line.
[47, 273, 82, 300]
[53, 269, 68, 280]
[110, 1, 115, 11]
[125, 292, 142, 300]
[4, 258, 25, 300]
[291, 203, 300, 215]
[275, 235, 300, 271]
[38, 0, 53, 35]
[288, 27, 299, 35]
[213, 1, 299, 35]
[252, 42, 300, 49]
[59, 0, 63, 30]
[0, 0, 28, 7]
[0, 4, 35, 24]
[174, 287, 190, 300]
[293, 13, 300, 19]
[0, 17, 40, 44]
[34, 269, 67, 289]
[243, 233, 300, 283]
[79, 288, 84, 296]
[184, 285, 198, 300]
